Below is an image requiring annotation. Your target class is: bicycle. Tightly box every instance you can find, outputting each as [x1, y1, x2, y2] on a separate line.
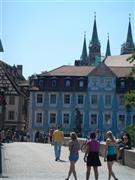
[81, 137, 89, 153]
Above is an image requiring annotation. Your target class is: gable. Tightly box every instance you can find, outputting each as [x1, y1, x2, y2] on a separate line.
[88, 62, 115, 77]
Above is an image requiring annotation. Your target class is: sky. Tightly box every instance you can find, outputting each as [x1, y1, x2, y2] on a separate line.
[0, 0, 135, 79]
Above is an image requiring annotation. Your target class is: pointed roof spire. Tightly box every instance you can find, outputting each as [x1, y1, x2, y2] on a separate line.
[105, 33, 111, 57]
[121, 14, 135, 55]
[80, 32, 87, 60]
[126, 14, 134, 45]
[0, 39, 4, 52]
[90, 12, 100, 44]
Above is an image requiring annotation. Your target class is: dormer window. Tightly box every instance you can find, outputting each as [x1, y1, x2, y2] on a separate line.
[51, 80, 57, 87]
[65, 80, 71, 87]
[79, 80, 84, 88]
[120, 81, 125, 89]
[39, 79, 44, 88]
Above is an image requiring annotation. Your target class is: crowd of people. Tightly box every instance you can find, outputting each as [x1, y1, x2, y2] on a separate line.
[0, 128, 30, 143]
[1, 127, 132, 180]
[49, 127, 132, 180]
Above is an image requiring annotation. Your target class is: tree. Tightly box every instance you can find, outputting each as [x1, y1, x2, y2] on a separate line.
[126, 48, 135, 78]
[124, 90, 135, 108]
[125, 48, 135, 108]
[126, 124, 135, 147]
[127, 48, 135, 63]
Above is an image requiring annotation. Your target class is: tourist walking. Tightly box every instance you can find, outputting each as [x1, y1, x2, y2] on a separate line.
[65, 132, 80, 180]
[104, 131, 118, 180]
[84, 131, 101, 180]
[52, 126, 64, 161]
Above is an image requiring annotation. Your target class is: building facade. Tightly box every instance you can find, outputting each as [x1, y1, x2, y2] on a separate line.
[29, 55, 135, 140]
[0, 60, 29, 131]
[28, 14, 135, 140]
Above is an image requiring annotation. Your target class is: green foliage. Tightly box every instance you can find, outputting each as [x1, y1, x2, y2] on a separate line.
[126, 124, 135, 147]
[127, 48, 135, 63]
[124, 90, 135, 107]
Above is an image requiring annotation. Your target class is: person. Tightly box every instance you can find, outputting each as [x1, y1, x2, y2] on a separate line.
[49, 127, 55, 144]
[35, 130, 40, 142]
[104, 131, 118, 180]
[65, 132, 80, 180]
[117, 132, 131, 161]
[95, 129, 102, 141]
[52, 126, 64, 161]
[84, 131, 101, 180]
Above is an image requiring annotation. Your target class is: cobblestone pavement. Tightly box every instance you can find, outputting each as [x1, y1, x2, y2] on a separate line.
[1, 142, 135, 180]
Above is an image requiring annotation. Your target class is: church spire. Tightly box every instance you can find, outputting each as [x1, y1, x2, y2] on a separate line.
[90, 12, 100, 44]
[126, 14, 134, 45]
[0, 39, 4, 52]
[80, 32, 87, 61]
[121, 14, 135, 55]
[88, 12, 101, 66]
[105, 33, 111, 57]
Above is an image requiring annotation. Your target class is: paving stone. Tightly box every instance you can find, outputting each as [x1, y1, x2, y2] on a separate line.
[1, 142, 135, 180]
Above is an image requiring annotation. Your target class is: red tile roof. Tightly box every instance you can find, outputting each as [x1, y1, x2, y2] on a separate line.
[44, 65, 95, 76]
[109, 67, 132, 77]
[105, 54, 135, 67]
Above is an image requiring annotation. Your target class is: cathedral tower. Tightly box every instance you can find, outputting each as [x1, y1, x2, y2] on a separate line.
[121, 14, 135, 55]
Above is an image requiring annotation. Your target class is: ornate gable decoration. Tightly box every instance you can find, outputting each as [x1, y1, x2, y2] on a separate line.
[88, 62, 115, 77]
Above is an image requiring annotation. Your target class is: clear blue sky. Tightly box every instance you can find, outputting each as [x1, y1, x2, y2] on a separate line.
[0, 0, 134, 79]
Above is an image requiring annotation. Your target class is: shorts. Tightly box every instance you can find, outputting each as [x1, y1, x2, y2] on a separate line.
[69, 153, 79, 162]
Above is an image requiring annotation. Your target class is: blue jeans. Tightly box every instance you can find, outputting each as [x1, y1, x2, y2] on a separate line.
[54, 142, 62, 160]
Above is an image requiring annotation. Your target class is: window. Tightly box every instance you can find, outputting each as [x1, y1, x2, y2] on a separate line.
[65, 80, 71, 87]
[8, 111, 15, 120]
[63, 113, 70, 124]
[91, 95, 98, 106]
[118, 95, 125, 106]
[50, 94, 56, 104]
[118, 114, 125, 129]
[36, 112, 43, 124]
[64, 94, 70, 104]
[120, 81, 125, 89]
[36, 94, 43, 104]
[77, 94, 84, 105]
[50, 113, 56, 124]
[9, 96, 15, 105]
[105, 95, 112, 106]
[79, 80, 84, 87]
[90, 113, 97, 125]
[104, 113, 111, 125]
[39, 79, 44, 87]
[51, 80, 57, 87]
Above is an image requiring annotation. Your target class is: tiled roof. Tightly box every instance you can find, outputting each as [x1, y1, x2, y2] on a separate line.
[104, 54, 135, 67]
[44, 65, 95, 76]
[109, 67, 132, 77]
[0, 60, 27, 96]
